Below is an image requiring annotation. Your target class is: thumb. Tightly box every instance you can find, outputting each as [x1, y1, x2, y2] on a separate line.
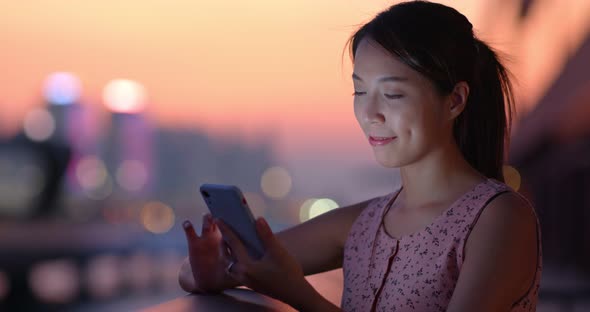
[255, 217, 280, 251]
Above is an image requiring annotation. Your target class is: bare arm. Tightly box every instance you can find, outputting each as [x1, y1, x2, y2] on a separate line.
[277, 197, 374, 276]
[179, 197, 374, 292]
[446, 192, 539, 312]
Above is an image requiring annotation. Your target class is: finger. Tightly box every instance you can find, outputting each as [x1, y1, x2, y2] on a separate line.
[182, 220, 201, 243]
[200, 214, 208, 235]
[255, 217, 280, 252]
[209, 215, 222, 237]
[200, 213, 212, 236]
[215, 219, 251, 263]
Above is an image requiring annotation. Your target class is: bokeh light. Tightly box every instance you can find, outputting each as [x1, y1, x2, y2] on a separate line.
[43, 72, 81, 105]
[309, 198, 339, 220]
[75, 156, 113, 200]
[503, 165, 522, 191]
[102, 79, 147, 114]
[260, 166, 292, 199]
[85, 254, 122, 299]
[86, 176, 113, 200]
[115, 160, 148, 192]
[76, 156, 107, 189]
[123, 251, 153, 292]
[23, 108, 55, 142]
[29, 259, 80, 304]
[140, 201, 175, 234]
[299, 198, 318, 222]
[156, 250, 184, 290]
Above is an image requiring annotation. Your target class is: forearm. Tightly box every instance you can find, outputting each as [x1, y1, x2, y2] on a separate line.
[275, 202, 370, 276]
[276, 229, 341, 276]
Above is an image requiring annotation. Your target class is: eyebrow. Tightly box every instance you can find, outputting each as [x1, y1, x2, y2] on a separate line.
[352, 73, 408, 82]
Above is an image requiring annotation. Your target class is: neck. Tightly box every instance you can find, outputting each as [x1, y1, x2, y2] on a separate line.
[398, 141, 486, 209]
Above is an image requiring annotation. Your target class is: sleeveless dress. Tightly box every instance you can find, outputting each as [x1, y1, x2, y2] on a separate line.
[341, 179, 542, 311]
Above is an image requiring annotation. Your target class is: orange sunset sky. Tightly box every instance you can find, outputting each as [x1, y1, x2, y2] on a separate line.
[0, 0, 588, 161]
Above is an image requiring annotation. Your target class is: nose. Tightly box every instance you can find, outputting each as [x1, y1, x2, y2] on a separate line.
[363, 96, 386, 124]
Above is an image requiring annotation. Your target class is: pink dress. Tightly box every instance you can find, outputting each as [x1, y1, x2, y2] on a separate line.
[341, 179, 542, 311]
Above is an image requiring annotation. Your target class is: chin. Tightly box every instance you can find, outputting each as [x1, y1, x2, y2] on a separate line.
[373, 152, 404, 168]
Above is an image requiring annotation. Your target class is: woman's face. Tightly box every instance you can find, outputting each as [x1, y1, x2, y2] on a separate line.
[353, 38, 453, 168]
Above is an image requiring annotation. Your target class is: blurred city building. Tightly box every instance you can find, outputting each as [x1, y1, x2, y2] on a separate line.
[0, 74, 278, 310]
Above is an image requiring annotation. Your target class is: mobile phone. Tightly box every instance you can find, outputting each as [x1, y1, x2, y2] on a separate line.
[199, 184, 265, 259]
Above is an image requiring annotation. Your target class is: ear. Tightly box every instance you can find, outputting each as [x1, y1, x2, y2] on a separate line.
[448, 81, 469, 120]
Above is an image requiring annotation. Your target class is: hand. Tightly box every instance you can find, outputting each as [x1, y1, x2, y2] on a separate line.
[181, 214, 238, 293]
[215, 217, 320, 309]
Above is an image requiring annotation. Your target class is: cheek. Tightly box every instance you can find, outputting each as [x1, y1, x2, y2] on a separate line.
[353, 100, 364, 127]
[385, 106, 416, 137]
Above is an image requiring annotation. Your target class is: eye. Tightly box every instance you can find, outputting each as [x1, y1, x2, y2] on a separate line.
[384, 94, 403, 99]
[352, 91, 366, 96]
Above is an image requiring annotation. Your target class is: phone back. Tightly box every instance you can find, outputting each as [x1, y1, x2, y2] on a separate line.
[199, 184, 264, 259]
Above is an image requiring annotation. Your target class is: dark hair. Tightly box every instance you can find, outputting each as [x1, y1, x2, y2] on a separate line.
[347, 1, 514, 181]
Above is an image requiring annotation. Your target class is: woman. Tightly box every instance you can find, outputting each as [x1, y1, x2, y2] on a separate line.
[178, 1, 541, 311]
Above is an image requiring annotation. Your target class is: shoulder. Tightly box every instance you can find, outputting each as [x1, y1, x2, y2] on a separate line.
[449, 190, 539, 310]
[466, 191, 538, 298]
[467, 189, 537, 254]
[476, 190, 536, 238]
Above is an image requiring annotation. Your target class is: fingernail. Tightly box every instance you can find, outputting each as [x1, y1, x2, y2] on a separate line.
[183, 220, 192, 230]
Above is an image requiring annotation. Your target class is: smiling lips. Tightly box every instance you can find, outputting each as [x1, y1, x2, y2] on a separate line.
[369, 136, 397, 146]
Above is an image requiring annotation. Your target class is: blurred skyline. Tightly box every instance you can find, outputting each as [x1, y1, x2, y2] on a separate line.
[0, 1, 589, 310]
[0, 0, 588, 164]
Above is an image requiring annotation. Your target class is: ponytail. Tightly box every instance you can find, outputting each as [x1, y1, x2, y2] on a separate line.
[453, 39, 514, 181]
